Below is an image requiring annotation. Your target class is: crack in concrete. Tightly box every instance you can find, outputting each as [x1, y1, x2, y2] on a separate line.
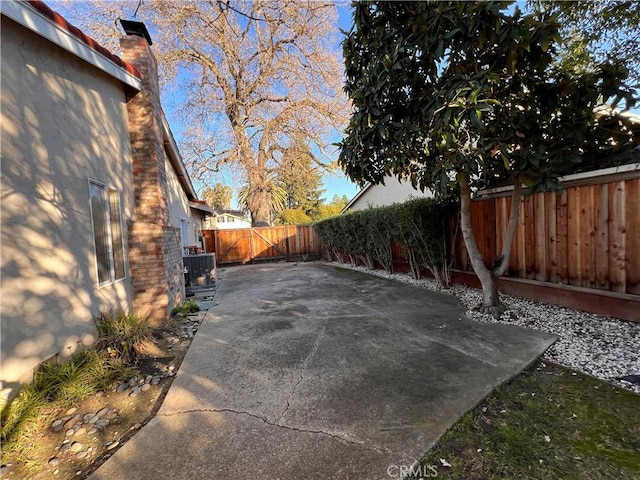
[277, 316, 328, 423]
[158, 407, 402, 457]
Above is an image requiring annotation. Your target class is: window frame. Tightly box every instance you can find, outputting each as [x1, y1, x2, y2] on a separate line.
[180, 218, 190, 246]
[88, 179, 127, 288]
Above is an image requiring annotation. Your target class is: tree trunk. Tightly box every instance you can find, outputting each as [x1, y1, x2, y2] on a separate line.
[245, 172, 272, 227]
[457, 172, 505, 317]
[249, 194, 271, 226]
[457, 173, 525, 317]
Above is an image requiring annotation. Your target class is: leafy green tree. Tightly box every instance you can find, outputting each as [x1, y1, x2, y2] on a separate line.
[339, 1, 636, 315]
[276, 139, 325, 219]
[278, 208, 312, 226]
[314, 194, 349, 221]
[201, 183, 233, 211]
[533, 1, 640, 85]
[238, 173, 287, 226]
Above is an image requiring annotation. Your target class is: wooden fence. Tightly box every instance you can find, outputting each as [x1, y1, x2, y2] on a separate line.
[203, 225, 322, 265]
[454, 176, 640, 296]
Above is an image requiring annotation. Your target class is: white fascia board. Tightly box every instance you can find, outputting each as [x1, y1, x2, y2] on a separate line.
[161, 113, 197, 200]
[341, 182, 371, 213]
[1, 1, 141, 91]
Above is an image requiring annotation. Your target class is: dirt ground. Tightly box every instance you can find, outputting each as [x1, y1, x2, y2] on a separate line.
[1, 311, 206, 480]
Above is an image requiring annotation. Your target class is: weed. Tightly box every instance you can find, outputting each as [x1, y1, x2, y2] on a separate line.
[0, 349, 136, 459]
[93, 309, 154, 364]
[171, 299, 200, 316]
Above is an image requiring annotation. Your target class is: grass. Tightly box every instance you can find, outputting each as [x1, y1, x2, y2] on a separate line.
[1, 309, 149, 461]
[93, 309, 154, 364]
[0, 349, 136, 461]
[410, 362, 640, 480]
[171, 299, 200, 316]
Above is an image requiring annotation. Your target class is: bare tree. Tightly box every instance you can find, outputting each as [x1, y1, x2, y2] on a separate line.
[53, 0, 348, 226]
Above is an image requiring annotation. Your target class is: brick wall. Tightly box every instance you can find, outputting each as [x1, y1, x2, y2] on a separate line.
[164, 226, 185, 311]
[121, 35, 184, 324]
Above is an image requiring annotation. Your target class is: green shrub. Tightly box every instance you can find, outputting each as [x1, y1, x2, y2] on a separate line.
[93, 309, 154, 364]
[277, 208, 312, 225]
[315, 197, 457, 286]
[0, 349, 136, 454]
[392, 198, 458, 286]
[171, 299, 200, 316]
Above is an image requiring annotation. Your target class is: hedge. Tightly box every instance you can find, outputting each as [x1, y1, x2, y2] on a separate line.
[314, 198, 457, 287]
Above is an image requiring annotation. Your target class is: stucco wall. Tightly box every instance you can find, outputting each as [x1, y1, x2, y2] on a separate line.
[164, 153, 193, 243]
[347, 176, 432, 211]
[0, 18, 134, 384]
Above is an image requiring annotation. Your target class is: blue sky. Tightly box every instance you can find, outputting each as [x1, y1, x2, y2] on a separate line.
[49, 0, 360, 205]
[174, 2, 359, 205]
[309, 3, 360, 203]
[320, 3, 360, 202]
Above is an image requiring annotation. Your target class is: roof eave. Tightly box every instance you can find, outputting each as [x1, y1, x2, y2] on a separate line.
[189, 201, 214, 215]
[2, 1, 141, 92]
[342, 182, 372, 213]
[162, 111, 198, 201]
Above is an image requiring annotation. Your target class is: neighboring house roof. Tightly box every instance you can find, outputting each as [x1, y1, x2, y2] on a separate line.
[1, 1, 141, 93]
[594, 106, 640, 125]
[215, 210, 251, 221]
[342, 175, 431, 212]
[477, 151, 640, 197]
[342, 183, 371, 213]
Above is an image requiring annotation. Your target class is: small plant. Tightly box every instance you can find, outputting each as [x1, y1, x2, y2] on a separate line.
[93, 309, 154, 364]
[171, 299, 200, 316]
[0, 349, 136, 457]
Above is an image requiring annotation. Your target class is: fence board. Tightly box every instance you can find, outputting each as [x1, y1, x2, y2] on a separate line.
[517, 196, 526, 278]
[448, 175, 637, 295]
[581, 185, 596, 289]
[556, 190, 569, 285]
[206, 225, 322, 264]
[567, 187, 581, 286]
[524, 196, 536, 279]
[626, 178, 640, 294]
[608, 181, 626, 293]
[534, 193, 547, 282]
[547, 192, 557, 283]
[595, 184, 610, 290]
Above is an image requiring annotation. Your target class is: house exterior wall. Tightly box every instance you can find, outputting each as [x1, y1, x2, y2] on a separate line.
[0, 17, 135, 383]
[347, 176, 432, 211]
[188, 210, 206, 248]
[120, 35, 184, 322]
[205, 214, 252, 230]
[164, 152, 199, 247]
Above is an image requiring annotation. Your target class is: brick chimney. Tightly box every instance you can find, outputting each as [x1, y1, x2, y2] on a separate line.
[120, 26, 185, 324]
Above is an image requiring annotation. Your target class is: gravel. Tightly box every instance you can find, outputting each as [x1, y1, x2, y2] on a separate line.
[326, 261, 640, 394]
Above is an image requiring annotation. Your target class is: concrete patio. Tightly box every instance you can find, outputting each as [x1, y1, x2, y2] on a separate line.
[90, 262, 556, 480]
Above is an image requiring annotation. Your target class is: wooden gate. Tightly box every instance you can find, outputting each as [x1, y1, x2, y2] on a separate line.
[203, 225, 322, 265]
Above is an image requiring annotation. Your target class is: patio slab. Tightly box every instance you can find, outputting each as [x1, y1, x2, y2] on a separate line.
[90, 263, 556, 480]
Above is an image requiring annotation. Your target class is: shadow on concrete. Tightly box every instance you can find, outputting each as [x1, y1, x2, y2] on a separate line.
[90, 263, 557, 480]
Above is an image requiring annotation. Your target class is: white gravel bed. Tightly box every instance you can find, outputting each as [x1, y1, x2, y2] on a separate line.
[325, 261, 640, 394]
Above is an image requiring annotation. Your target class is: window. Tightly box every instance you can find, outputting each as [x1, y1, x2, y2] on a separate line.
[89, 181, 125, 285]
[227, 216, 235, 223]
[180, 219, 189, 246]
